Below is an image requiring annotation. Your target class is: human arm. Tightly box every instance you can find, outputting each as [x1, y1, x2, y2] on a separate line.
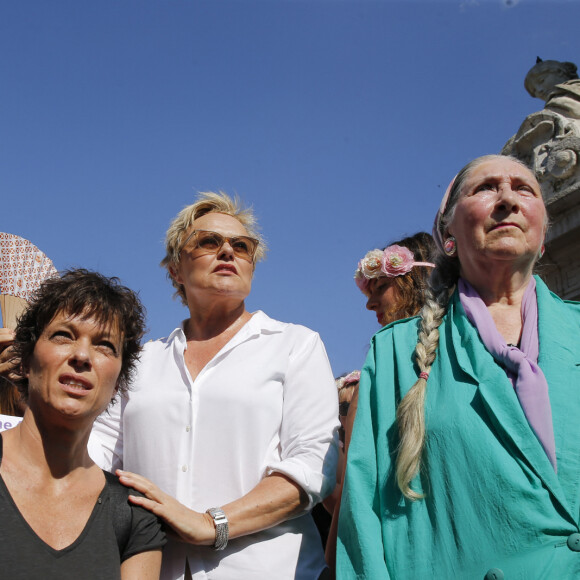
[117, 479, 166, 579]
[121, 550, 162, 580]
[321, 471, 342, 515]
[220, 472, 308, 538]
[325, 387, 358, 572]
[118, 470, 307, 545]
[342, 389, 359, 455]
[264, 330, 339, 509]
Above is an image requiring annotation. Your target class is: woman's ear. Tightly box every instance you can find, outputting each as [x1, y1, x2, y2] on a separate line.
[169, 264, 183, 285]
[442, 232, 458, 258]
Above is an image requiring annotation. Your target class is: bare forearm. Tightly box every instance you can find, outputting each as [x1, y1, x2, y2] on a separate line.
[222, 473, 308, 539]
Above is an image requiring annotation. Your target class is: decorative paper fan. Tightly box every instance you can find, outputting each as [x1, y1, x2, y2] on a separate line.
[0, 233, 58, 329]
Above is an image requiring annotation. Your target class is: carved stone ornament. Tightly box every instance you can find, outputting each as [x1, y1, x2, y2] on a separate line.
[503, 58, 580, 300]
[502, 59, 580, 213]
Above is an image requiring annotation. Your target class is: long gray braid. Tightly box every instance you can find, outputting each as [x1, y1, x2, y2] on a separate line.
[395, 155, 531, 499]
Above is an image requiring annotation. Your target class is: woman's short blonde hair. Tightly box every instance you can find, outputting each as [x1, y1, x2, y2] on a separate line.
[161, 191, 267, 304]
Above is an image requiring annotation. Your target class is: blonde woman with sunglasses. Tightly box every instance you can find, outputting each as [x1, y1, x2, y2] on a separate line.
[89, 192, 339, 580]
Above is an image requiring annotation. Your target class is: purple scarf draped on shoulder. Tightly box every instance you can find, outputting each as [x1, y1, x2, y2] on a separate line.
[458, 277, 557, 472]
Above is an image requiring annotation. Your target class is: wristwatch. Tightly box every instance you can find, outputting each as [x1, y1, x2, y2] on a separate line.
[206, 507, 229, 551]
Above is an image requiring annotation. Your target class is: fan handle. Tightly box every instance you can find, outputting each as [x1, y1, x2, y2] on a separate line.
[0, 295, 28, 330]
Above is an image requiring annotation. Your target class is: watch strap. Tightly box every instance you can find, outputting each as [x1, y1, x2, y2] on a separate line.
[206, 507, 229, 551]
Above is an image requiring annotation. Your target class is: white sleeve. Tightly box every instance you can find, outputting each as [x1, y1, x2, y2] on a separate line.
[88, 393, 124, 473]
[265, 330, 339, 510]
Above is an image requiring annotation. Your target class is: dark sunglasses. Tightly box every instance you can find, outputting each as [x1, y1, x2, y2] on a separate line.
[181, 229, 259, 262]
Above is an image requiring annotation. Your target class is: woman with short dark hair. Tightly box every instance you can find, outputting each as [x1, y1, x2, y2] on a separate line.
[0, 269, 165, 579]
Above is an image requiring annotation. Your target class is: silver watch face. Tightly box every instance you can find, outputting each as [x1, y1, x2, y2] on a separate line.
[207, 507, 227, 523]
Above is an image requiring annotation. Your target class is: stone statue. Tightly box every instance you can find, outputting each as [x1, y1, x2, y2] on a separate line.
[502, 59, 580, 301]
[525, 59, 580, 119]
[503, 58, 580, 204]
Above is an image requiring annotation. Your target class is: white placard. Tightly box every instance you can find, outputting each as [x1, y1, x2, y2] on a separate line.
[0, 414, 22, 432]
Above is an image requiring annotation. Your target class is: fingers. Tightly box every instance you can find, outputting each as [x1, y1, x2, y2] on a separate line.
[126, 493, 164, 515]
[0, 354, 19, 382]
[0, 359, 16, 376]
[116, 469, 214, 545]
[116, 469, 166, 500]
[117, 469, 175, 521]
[0, 330, 17, 378]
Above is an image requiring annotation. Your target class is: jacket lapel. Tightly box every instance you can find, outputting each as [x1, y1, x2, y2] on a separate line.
[448, 287, 575, 522]
[535, 277, 580, 520]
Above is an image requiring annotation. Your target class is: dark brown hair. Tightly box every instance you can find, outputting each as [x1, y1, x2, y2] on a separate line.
[0, 377, 23, 416]
[383, 232, 436, 324]
[12, 269, 146, 400]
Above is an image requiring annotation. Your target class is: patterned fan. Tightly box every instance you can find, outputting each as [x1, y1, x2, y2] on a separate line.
[0, 233, 58, 329]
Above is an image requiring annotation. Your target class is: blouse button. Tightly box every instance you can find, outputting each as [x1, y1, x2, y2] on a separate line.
[185, 425, 191, 432]
[182, 465, 188, 472]
[568, 532, 580, 552]
[484, 569, 504, 580]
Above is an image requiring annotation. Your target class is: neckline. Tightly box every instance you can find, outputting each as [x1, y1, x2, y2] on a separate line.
[183, 309, 255, 343]
[0, 433, 108, 555]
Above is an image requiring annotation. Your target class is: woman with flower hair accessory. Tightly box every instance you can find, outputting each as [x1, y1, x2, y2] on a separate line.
[354, 232, 436, 327]
[325, 236, 435, 572]
[337, 155, 580, 579]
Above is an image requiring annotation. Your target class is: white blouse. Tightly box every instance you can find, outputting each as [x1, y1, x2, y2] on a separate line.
[89, 311, 339, 580]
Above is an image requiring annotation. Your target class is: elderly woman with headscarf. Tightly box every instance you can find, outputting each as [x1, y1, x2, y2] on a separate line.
[337, 155, 580, 579]
[90, 192, 339, 580]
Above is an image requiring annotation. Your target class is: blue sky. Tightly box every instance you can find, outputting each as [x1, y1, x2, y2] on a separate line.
[1, 0, 578, 376]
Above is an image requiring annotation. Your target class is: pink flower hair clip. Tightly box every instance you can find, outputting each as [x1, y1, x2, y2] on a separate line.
[354, 244, 435, 294]
[336, 370, 361, 391]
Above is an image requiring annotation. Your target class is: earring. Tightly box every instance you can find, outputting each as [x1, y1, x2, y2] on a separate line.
[538, 244, 545, 260]
[443, 236, 457, 257]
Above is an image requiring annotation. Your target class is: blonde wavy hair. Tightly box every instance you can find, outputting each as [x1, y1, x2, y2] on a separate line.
[161, 191, 267, 304]
[396, 154, 541, 500]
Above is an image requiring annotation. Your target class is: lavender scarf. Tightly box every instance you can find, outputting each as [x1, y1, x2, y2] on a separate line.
[459, 277, 557, 472]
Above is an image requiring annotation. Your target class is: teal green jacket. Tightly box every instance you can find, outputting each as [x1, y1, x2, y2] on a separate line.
[337, 277, 580, 579]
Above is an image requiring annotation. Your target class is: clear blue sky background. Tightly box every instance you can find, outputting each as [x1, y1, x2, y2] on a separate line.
[1, 0, 578, 376]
